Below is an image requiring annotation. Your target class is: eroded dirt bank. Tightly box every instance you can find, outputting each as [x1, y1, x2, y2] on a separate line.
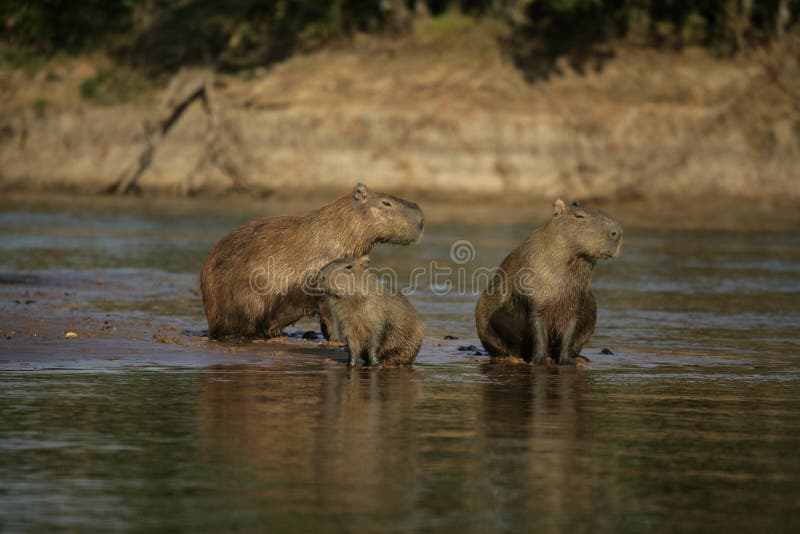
[1, 33, 798, 200]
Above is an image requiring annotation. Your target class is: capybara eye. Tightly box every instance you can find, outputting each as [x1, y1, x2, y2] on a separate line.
[346, 265, 352, 270]
[574, 213, 585, 219]
[382, 201, 392, 207]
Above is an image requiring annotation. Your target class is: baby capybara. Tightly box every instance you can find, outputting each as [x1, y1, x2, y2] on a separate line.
[200, 184, 424, 340]
[315, 256, 424, 367]
[475, 199, 622, 365]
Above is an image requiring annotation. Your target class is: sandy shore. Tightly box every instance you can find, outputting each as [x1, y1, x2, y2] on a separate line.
[2, 37, 798, 200]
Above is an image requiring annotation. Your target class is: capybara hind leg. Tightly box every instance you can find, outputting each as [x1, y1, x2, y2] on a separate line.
[263, 313, 298, 339]
[478, 321, 515, 359]
[263, 297, 308, 338]
[206, 319, 223, 340]
[485, 336, 513, 359]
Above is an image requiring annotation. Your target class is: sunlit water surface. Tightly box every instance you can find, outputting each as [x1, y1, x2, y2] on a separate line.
[1, 197, 798, 532]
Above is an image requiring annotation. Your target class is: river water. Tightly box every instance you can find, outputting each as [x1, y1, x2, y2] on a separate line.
[1, 195, 799, 532]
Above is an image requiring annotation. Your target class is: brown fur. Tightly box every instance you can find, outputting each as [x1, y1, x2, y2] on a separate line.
[315, 256, 424, 367]
[200, 184, 424, 340]
[475, 199, 622, 365]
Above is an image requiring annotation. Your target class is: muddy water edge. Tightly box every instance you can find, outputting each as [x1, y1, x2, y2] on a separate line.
[1, 194, 799, 532]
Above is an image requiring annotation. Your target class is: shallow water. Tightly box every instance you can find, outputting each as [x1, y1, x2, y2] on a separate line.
[1, 196, 799, 532]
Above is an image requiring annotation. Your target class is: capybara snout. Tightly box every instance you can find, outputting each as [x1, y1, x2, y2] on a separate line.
[357, 185, 425, 246]
[552, 199, 623, 261]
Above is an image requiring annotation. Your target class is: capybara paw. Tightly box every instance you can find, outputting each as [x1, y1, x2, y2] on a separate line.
[559, 353, 577, 366]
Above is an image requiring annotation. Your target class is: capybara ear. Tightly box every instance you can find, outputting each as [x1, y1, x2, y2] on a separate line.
[357, 255, 370, 268]
[553, 199, 566, 216]
[354, 183, 369, 202]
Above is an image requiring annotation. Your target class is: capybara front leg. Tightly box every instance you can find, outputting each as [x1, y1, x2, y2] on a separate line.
[558, 316, 578, 366]
[367, 331, 381, 366]
[529, 311, 549, 365]
[346, 339, 362, 368]
[367, 346, 380, 367]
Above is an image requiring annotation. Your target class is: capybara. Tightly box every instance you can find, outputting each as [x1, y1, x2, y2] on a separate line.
[314, 255, 424, 367]
[475, 199, 622, 365]
[200, 184, 424, 340]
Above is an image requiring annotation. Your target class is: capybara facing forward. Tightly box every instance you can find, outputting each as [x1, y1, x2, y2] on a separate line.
[475, 199, 622, 365]
[314, 255, 424, 367]
[200, 184, 424, 340]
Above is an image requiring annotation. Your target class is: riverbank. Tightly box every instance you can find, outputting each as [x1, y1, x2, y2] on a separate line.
[1, 26, 799, 200]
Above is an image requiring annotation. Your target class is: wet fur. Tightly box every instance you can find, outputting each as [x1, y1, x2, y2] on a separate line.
[200, 185, 424, 340]
[317, 257, 424, 367]
[475, 200, 622, 365]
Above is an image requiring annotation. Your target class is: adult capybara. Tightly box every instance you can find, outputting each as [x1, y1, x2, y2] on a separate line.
[200, 184, 424, 340]
[314, 255, 424, 367]
[475, 199, 622, 365]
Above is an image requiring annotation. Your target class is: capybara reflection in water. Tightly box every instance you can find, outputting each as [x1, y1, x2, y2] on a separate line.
[314, 255, 424, 367]
[475, 200, 622, 365]
[200, 184, 424, 340]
